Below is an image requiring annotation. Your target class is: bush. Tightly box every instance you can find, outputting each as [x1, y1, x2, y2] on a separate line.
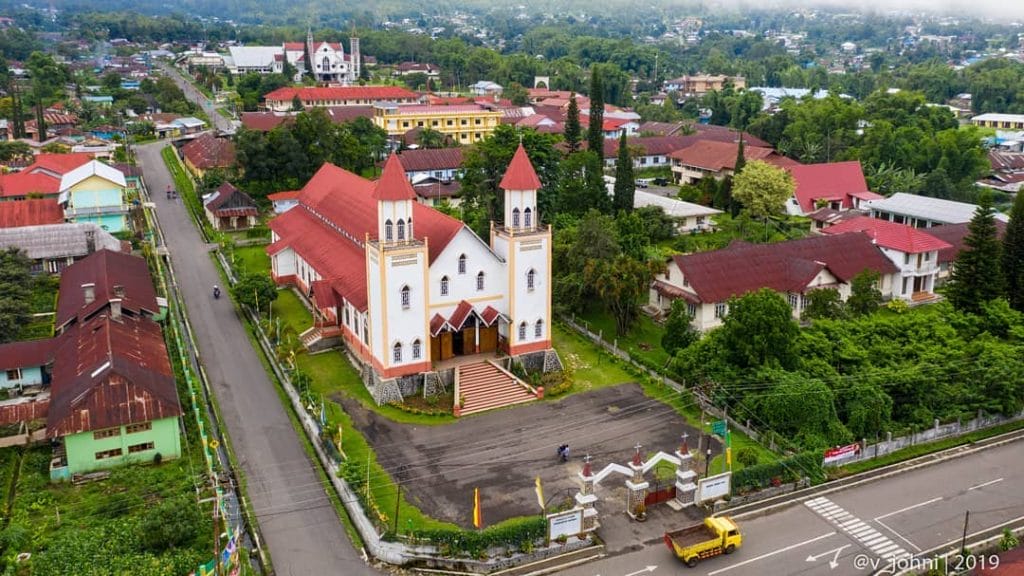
[138, 496, 203, 552]
[736, 447, 760, 467]
[1000, 528, 1020, 551]
[409, 517, 546, 557]
[732, 451, 824, 493]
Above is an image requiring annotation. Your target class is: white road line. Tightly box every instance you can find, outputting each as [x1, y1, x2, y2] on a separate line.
[863, 535, 888, 547]
[874, 543, 899, 555]
[852, 526, 874, 537]
[968, 478, 1004, 491]
[876, 517, 923, 552]
[874, 497, 944, 521]
[706, 532, 837, 576]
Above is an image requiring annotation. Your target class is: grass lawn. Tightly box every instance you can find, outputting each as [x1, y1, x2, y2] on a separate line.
[575, 309, 671, 369]
[552, 323, 633, 390]
[231, 245, 271, 277]
[272, 289, 313, 338]
[1, 445, 210, 575]
[295, 351, 457, 533]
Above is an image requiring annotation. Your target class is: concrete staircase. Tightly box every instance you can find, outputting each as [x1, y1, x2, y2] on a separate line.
[457, 361, 536, 416]
[300, 326, 323, 349]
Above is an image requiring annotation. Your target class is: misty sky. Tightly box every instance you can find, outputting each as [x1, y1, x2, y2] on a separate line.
[713, 0, 1024, 20]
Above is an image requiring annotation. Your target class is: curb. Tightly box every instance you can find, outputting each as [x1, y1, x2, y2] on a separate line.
[727, 429, 1024, 521]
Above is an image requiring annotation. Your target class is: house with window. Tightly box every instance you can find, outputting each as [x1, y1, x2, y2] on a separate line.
[633, 190, 721, 232]
[820, 216, 951, 302]
[0, 223, 123, 274]
[267, 146, 557, 409]
[397, 148, 463, 182]
[372, 103, 504, 145]
[0, 249, 180, 480]
[262, 86, 419, 112]
[785, 161, 883, 217]
[668, 140, 798, 185]
[203, 182, 259, 231]
[267, 190, 301, 214]
[865, 193, 1010, 228]
[649, 233, 898, 331]
[180, 134, 236, 179]
[57, 160, 130, 233]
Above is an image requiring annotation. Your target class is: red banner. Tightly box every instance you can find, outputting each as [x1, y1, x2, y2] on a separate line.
[823, 443, 861, 464]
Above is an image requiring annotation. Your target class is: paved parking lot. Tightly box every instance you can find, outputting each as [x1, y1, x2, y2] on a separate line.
[340, 383, 715, 528]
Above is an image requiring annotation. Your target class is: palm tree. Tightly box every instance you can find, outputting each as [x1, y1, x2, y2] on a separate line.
[418, 128, 445, 149]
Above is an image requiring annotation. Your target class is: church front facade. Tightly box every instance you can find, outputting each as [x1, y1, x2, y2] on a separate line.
[267, 145, 552, 381]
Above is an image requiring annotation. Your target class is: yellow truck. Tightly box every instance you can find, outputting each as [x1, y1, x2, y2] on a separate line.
[664, 516, 742, 568]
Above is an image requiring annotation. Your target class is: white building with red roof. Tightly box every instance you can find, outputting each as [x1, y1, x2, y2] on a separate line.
[784, 161, 883, 217]
[821, 216, 953, 302]
[267, 145, 555, 388]
[227, 29, 362, 84]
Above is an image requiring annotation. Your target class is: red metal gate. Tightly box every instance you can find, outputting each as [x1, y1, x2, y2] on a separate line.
[645, 481, 676, 506]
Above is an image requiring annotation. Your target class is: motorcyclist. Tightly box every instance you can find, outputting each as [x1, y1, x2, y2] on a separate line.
[213, 285, 221, 299]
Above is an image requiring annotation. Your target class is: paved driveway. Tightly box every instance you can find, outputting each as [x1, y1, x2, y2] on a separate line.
[341, 382, 716, 528]
[137, 142, 375, 575]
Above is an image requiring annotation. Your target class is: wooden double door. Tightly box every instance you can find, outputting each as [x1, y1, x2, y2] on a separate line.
[430, 325, 499, 362]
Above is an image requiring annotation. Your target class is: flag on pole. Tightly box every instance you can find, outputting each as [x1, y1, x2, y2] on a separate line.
[726, 447, 732, 467]
[473, 487, 483, 529]
[535, 476, 544, 511]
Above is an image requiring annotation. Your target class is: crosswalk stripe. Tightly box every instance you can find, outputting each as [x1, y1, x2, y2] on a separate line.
[874, 543, 899, 555]
[863, 535, 888, 547]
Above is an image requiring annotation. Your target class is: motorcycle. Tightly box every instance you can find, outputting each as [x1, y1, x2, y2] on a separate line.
[213, 286, 221, 299]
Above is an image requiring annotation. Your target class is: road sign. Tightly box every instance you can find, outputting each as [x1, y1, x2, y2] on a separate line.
[711, 419, 727, 436]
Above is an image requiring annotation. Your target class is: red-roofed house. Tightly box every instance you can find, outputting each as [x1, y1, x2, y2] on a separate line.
[821, 216, 952, 301]
[263, 86, 420, 112]
[649, 233, 899, 330]
[0, 199, 64, 227]
[180, 133, 236, 178]
[397, 148, 463, 181]
[268, 190, 301, 214]
[204, 182, 258, 230]
[785, 161, 883, 216]
[267, 145, 556, 391]
[669, 141, 798, 185]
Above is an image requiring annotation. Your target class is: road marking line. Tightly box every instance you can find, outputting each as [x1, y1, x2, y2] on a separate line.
[863, 535, 888, 547]
[876, 517, 923, 552]
[874, 497, 944, 521]
[874, 543, 899, 555]
[706, 531, 836, 576]
[968, 478, 1004, 491]
[851, 526, 874, 537]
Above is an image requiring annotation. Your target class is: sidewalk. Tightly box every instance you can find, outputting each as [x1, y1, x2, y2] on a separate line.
[597, 498, 705, 555]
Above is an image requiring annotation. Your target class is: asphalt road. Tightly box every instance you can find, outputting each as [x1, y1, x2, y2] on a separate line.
[137, 142, 374, 575]
[562, 438, 1024, 576]
[158, 62, 236, 133]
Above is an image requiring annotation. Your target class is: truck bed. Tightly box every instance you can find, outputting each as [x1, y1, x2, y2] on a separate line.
[666, 524, 719, 548]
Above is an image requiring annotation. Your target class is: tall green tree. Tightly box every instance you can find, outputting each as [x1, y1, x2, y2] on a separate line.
[586, 254, 658, 336]
[1003, 191, 1024, 311]
[802, 287, 847, 321]
[553, 151, 610, 217]
[553, 210, 619, 314]
[662, 299, 699, 356]
[0, 248, 31, 344]
[733, 134, 746, 175]
[231, 272, 278, 315]
[564, 93, 581, 152]
[948, 192, 1006, 314]
[730, 160, 795, 220]
[721, 288, 798, 370]
[586, 68, 605, 157]
[847, 270, 883, 316]
[612, 132, 634, 213]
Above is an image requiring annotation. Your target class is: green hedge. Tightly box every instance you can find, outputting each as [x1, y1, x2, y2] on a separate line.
[732, 451, 824, 493]
[408, 516, 547, 557]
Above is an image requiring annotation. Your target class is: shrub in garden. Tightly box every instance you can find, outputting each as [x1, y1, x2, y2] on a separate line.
[735, 447, 759, 467]
[139, 496, 203, 552]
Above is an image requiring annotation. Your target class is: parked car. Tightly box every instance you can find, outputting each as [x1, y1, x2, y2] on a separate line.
[635, 178, 651, 188]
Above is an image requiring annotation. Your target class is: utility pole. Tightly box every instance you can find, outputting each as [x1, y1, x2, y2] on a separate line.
[212, 475, 223, 576]
[960, 510, 970, 557]
[393, 484, 402, 534]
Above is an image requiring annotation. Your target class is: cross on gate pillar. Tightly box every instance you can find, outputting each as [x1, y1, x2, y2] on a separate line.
[675, 433, 697, 507]
[625, 443, 649, 520]
[575, 454, 599, 532]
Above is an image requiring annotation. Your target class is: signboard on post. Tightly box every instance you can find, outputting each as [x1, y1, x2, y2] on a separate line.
[823, 443, 861, 465]
[547, 509, 584, 541]
[711, 420, 727, 436]
[696, 472, 731, 504]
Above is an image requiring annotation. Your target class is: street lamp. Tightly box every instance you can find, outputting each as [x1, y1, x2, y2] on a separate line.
[705, 448, 712, 477]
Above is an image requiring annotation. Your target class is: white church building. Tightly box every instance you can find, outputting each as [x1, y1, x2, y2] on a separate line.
[267, 146, 554, 391]
[227, 29, 361, 84]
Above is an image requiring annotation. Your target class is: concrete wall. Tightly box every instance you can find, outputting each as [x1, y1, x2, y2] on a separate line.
[64, 416, 181, 475]
[0, 366, 43, 388]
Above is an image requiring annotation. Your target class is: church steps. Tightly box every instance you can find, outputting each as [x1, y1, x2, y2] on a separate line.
[457, 361, 536, 416]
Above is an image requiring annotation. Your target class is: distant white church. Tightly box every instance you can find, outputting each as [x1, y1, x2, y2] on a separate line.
[226, 29, 361, 84]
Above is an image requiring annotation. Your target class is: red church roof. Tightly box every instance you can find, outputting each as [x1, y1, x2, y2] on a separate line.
[821, 216, 953, 254]
[374, 154, 417, 201]
[267, 162, 465, 312]
[263, 86, 419, 104]
[787, 161, 881, 213]
[499, 144, 542, 190]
